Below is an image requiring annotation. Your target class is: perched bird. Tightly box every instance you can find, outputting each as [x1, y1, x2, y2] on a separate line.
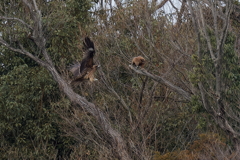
[132, 56, 145, 68]
[69, 37, 99, 84]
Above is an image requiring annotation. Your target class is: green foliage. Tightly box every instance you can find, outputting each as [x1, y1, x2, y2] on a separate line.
[44, 0, 93, 67]
[0, 63, 77, 159]
[66, 0, 93, 23]
[0, 64, 58, 159]
[189, 95, 203, 113]
[190, 31, 240, 100]
[222, 33, 240, 103]
[189, 54, 203, 86]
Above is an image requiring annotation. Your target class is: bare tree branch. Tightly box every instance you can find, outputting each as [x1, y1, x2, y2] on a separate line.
[187, 0, 201, 57]
[22, 0, 54, 67]
[0, 38, 47, 67]
[99, 69, 133, 123]
[176, 0, 187, 27]
[0, 16, 33, 30]
[129, 65, 192, 101]
[114, 0, 122, 8]
[156, 0, 169, 10]
[198, 5, 216, 61]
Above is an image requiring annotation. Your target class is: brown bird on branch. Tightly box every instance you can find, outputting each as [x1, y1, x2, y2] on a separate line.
[132, 56, 145, 68]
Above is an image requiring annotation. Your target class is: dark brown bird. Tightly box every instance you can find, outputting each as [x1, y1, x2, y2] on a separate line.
[132, 56, 145, 68]
[69, 37, 99, 84]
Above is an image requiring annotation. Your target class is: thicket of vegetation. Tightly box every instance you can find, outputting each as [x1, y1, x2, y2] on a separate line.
[1, 0, 240, 159]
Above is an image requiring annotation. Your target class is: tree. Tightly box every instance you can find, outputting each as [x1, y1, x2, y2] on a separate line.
[0, 0, 130, 159]
[129, 0, 240, 151]
[186, 0, 240, 144]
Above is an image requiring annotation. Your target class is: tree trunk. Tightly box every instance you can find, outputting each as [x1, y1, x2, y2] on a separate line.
[47, 66, 131, 160]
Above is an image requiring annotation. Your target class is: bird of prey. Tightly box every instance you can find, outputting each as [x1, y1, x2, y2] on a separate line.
[132, 56, 145, 68]
[69, 37, 99, 84]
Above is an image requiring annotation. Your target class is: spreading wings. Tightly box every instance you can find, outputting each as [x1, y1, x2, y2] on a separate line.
[69, 37, 98, 83]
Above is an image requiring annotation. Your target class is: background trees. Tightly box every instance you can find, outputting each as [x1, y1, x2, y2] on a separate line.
[1, 0, 240, 159]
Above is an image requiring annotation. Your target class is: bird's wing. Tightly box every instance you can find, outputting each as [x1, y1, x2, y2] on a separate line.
[80, 37, 95, 73]
[68, 62, 81, 78]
